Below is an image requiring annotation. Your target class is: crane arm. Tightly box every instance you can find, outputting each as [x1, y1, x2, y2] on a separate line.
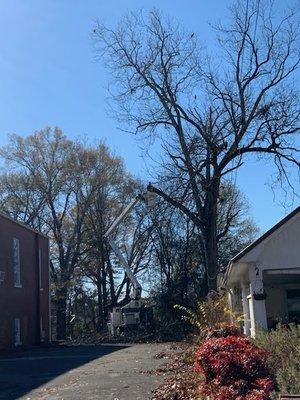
[107, 238, 142, 299]
[104, 194, 145, 299]
[103, 195, 143, 238]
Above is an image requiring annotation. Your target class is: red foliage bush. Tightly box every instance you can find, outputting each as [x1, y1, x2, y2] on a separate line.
[194, 326, 276, 400]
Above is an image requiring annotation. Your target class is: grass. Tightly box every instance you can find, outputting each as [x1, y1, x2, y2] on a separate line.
[254, 324, 300, 396]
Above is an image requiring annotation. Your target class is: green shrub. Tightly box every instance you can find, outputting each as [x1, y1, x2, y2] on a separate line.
[254, 324, 300, 395]
[151, 290, 189, 341]
[174, 290, 243, 336]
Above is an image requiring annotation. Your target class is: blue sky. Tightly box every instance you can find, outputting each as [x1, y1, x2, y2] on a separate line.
[0, 0, 299, 233]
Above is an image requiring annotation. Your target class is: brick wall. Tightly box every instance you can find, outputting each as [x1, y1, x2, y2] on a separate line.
[0, 215, 50, 349]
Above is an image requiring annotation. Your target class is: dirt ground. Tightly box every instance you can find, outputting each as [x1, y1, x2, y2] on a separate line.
[0, 343, 173, 400]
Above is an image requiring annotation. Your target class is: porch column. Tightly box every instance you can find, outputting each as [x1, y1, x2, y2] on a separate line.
[248, 264, 268, 337]
[228, 286, 241, 322]
[241, 283, 251, 336]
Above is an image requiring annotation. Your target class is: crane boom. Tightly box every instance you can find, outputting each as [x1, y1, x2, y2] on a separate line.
[104, 195, 143, 238]
[107, 238, 142, 299]
[104, 194, 146, 299]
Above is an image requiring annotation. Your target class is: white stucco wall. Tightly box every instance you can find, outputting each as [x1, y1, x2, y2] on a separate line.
[226, 209, 300, 336]
[240, 212, 300, 270]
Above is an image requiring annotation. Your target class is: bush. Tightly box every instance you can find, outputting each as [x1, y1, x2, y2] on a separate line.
[151, 290, 189, 341]
[174, 290, 243, 336]
[194, 326, 276, 400]
[206, 324, 244, 339]
[254, 324, 300, 395]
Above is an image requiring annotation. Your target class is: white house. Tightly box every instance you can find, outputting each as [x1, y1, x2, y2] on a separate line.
[221, 206, 300, 337]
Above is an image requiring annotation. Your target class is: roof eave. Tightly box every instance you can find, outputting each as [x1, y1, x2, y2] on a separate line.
[0, 212, 49, 239]
[230, 206, 300, 264]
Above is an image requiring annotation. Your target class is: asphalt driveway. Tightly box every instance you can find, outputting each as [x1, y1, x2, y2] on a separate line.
[0, 343, 169, 400]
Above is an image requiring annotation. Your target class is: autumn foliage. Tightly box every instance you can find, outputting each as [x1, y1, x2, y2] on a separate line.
[194, 326, 276, 400]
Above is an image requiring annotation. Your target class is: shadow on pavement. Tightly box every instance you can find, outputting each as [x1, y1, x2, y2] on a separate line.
[0, 344, 128, 400]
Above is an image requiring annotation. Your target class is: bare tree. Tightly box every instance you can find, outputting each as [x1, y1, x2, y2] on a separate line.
[0, 172, 47, 230]
[151, 180, 257, 296]
[0, 128, 97, 339]
[78, 144, 145, 330]
[93, 1, 300, 290]
[147, 180, 257, 339]
[0, 129, 154, 337]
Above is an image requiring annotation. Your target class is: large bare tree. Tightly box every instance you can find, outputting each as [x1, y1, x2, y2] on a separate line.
[0, 131, 153, 337]
[78, 144, 150, 330]
[93, 0, 300, 290]
[0, 128, 98, 339]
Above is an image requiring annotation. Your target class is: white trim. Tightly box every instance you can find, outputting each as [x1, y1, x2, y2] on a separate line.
[235, 211, 300, 264]
[265, 269, 300, 275]
[14, 283, 22, 288]
[248, 264, 268, 336]
[241, 283, 251, 336]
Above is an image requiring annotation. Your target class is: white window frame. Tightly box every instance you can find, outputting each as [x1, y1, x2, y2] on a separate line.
[13, 238, 21, 288]
[14, 318, 22, 346]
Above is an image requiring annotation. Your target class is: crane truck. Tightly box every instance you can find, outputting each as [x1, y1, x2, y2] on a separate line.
[104, 188, 155, 336]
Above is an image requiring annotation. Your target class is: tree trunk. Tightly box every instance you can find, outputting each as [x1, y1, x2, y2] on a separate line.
[96, 278, 103, 331]
[56, 287, 68, 340]
[102, 268, 108, 320]
[204, 225, 218, 291]
[107, 251, 116, 305]
[203, 178, 219, 292]
[100, 238, 108, 321]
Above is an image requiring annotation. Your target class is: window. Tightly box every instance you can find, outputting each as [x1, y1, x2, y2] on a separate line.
[287, 289, 300, 323]
[12, 238, 21, 287]
[39, 248, 43, 290]
[14, 318, 21, 346]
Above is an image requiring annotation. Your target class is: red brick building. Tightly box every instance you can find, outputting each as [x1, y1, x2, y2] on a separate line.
[0, 213, 50, 349]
